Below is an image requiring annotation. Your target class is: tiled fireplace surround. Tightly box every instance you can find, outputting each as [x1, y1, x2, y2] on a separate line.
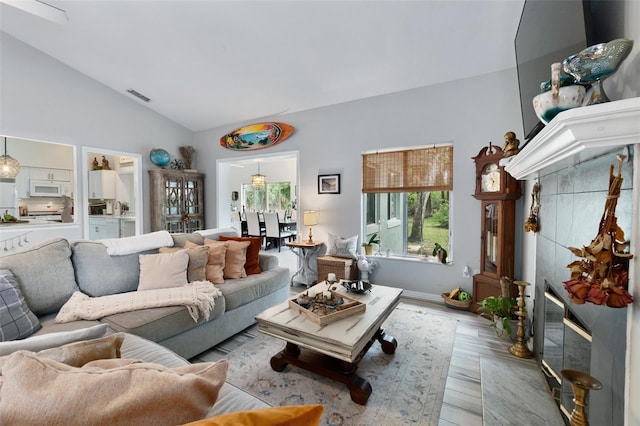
[535, 153, 632, 425]
[505, 98, 639, 425]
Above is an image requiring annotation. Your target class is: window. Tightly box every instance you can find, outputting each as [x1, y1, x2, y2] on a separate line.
[242, 181, 292, 213]
[362, 145, 452, 258]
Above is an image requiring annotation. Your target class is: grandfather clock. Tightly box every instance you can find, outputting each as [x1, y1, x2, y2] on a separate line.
[471, 143, 521, 312]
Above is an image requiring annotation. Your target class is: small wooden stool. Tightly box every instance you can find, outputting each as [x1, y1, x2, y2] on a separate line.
[317, 255, 358, 282]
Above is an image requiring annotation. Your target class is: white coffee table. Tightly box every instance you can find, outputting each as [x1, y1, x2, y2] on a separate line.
[255, 282, 402, 404]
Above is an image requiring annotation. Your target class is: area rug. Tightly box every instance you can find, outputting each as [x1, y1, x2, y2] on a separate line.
[222, 303, 456, 426]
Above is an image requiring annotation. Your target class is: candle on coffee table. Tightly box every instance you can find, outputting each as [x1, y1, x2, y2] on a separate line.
[327, 273, 336, 282]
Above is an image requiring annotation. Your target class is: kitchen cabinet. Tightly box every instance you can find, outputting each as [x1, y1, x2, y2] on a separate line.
[29, 167, 71, 182]
[16, 167, 30, 198]
[89, 170, 117, 199]
[149, 169, 205, 233]
[89, 217, 119, 240]
[119, 218, 136, 237]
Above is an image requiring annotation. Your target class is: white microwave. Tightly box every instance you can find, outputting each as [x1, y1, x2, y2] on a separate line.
[30, 180, 66, 197]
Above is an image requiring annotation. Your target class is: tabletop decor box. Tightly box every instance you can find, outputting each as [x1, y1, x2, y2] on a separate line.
[289, 288, 365, 326]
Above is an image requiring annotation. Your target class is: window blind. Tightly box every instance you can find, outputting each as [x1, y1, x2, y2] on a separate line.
[362, 145, 453, 193]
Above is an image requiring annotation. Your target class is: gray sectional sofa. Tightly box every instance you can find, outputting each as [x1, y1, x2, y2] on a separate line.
[0, 228, 291, 359]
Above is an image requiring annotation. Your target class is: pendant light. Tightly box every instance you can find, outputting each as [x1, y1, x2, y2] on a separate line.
[0, 137, 20, 179]
[251, 162, 266, 188]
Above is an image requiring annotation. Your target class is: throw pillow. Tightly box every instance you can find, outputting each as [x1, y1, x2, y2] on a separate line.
[183, 404, 324, 426]
[218, 236, 262, 275]
[137, 250, 189, 291]
[205, 239, 250, 279]
[186, 240, 226, 284]
[0, 324, 108, 356]
[0, 353, 228, 425]
[327, 233, 359, 259]
[159, 245, 209, 282]
[36, 333, 124, 367]
[0, 269, 41, 341]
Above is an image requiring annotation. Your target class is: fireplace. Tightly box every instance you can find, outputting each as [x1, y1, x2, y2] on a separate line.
[504, 99, 638, 425]
[542, 284, 593, 421]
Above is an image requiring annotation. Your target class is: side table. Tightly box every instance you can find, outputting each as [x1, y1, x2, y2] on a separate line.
[286, 241, 326, 287]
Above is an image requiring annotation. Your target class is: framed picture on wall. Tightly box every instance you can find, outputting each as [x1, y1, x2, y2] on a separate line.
[318, 174, 340, 194]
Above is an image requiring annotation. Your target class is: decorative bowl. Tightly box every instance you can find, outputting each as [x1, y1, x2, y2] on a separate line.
[532, 85, 586, 124]
[563, 38, 633, 84]
[341, 280, 372, 294]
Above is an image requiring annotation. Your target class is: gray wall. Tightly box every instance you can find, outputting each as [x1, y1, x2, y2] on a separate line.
[534, 152, 633, 426]
[0, 32, 194, 234]
[194, 68, 525, 296]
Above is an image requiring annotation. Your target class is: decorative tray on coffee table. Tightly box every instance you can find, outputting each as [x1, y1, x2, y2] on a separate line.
[289, 288, 365, 326]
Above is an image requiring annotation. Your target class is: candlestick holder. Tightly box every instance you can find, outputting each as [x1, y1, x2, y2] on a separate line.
[561, 370, 602, 426]
[509, 280, 533, 358]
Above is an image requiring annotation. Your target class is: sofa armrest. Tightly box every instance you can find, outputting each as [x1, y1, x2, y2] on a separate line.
[258, 253, 279, 271]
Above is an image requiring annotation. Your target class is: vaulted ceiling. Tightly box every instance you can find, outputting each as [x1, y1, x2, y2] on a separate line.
[0, 0, 524, 132]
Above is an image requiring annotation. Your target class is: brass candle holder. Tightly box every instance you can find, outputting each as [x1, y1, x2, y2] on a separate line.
[509, 280, 533, 358]
[561, 369, 603, 426]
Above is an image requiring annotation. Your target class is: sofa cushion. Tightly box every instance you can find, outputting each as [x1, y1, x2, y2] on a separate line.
[100, 299, 225, 343]
[35, 333, 124, 367]
[186, 240, 226, 284]
[137, 251, 189, 291]
[0, 269, 41, 341]
[195, 227, 240, 240]
[71, 240, 155, 297]
[218, 236, 262, 275]
[0, 323, 108, 356]
[172, 232, 205, 247]
[0, 352, 228, 426]
[185, 404, 324, 426]
[205, 238, 249, 279]
[0, 238, 79, 316]
[215, 268, 287, 311]
[159, 245, 209, 282]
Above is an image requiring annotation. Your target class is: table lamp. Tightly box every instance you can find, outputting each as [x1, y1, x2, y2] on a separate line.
[303, 210, 318, 243]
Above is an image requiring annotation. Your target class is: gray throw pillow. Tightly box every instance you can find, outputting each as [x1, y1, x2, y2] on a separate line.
[0, 269, 41, 341]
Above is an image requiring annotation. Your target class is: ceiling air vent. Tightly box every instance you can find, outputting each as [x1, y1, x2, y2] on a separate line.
[126, 89, 150, 103]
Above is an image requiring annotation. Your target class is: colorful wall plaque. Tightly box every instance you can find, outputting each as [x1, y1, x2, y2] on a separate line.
[220, 122, 294, 151]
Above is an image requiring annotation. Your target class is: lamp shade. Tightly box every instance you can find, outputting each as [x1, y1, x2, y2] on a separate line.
[251, 163, 266, 188]
[303, 210, 318, 226]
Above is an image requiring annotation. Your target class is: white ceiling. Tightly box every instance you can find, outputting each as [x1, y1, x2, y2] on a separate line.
[0, 0, 525, 132]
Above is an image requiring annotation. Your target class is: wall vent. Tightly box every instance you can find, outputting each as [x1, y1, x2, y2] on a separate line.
[126, 89, 150, 103]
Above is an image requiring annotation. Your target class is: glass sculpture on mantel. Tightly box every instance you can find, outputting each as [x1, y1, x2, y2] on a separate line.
[562, 38, 633, 105]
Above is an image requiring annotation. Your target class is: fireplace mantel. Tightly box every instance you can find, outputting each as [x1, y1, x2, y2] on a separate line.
[504, 97, 640, 180]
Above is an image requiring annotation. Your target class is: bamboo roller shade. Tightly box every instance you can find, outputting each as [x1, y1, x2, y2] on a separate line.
[362, 145, 453, 193]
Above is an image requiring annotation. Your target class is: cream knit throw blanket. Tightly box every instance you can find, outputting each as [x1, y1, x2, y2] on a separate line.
[55, 281, 222, 324]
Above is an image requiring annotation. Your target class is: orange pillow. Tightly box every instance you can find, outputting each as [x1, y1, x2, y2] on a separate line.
[185, 240, 226, 284]
[205, 239, 250, 279]
[182, 404, 324, 426]
[218, 236, 262, 275]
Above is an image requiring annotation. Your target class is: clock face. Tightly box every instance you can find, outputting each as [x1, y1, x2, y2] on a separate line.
[481, 163, 501, 192]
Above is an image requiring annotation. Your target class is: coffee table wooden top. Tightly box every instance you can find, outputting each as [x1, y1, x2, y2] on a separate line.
[256, 282, 402, 363]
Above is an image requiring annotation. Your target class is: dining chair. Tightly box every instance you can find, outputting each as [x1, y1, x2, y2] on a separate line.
[246, 212, 265, 246]
[264, 212, 293, 252]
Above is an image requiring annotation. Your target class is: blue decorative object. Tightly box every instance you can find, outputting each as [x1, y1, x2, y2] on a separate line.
[563, 38, 633, 104]
[150, 148, 170, 167]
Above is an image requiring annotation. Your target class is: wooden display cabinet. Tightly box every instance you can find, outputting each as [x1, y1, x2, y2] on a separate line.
[149, 169, 205, 233]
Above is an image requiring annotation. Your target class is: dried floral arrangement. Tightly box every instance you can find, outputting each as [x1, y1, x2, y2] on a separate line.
[564, 155, 634, 308]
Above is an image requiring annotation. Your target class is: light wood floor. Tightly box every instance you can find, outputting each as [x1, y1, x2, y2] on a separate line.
[242, 248, 558, 425]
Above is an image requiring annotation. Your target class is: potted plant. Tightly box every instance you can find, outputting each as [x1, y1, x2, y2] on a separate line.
[361, 233, 380, 256]
[432, 243, 447, 264]
[478, 295, 519, 339]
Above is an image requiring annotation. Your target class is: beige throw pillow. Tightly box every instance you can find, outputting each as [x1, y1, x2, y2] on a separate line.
[159, 245, 209, 282]
[36, 333, 124, 368]
[0, 352, 228, 426]
[137, 251, 189, 291]
[205, 238, 250, 279]
[185, 240, 227, 284]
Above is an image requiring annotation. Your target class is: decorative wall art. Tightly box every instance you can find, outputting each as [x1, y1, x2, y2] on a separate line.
[220, 122, 294, 151]
[318, 174, 340, 194]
